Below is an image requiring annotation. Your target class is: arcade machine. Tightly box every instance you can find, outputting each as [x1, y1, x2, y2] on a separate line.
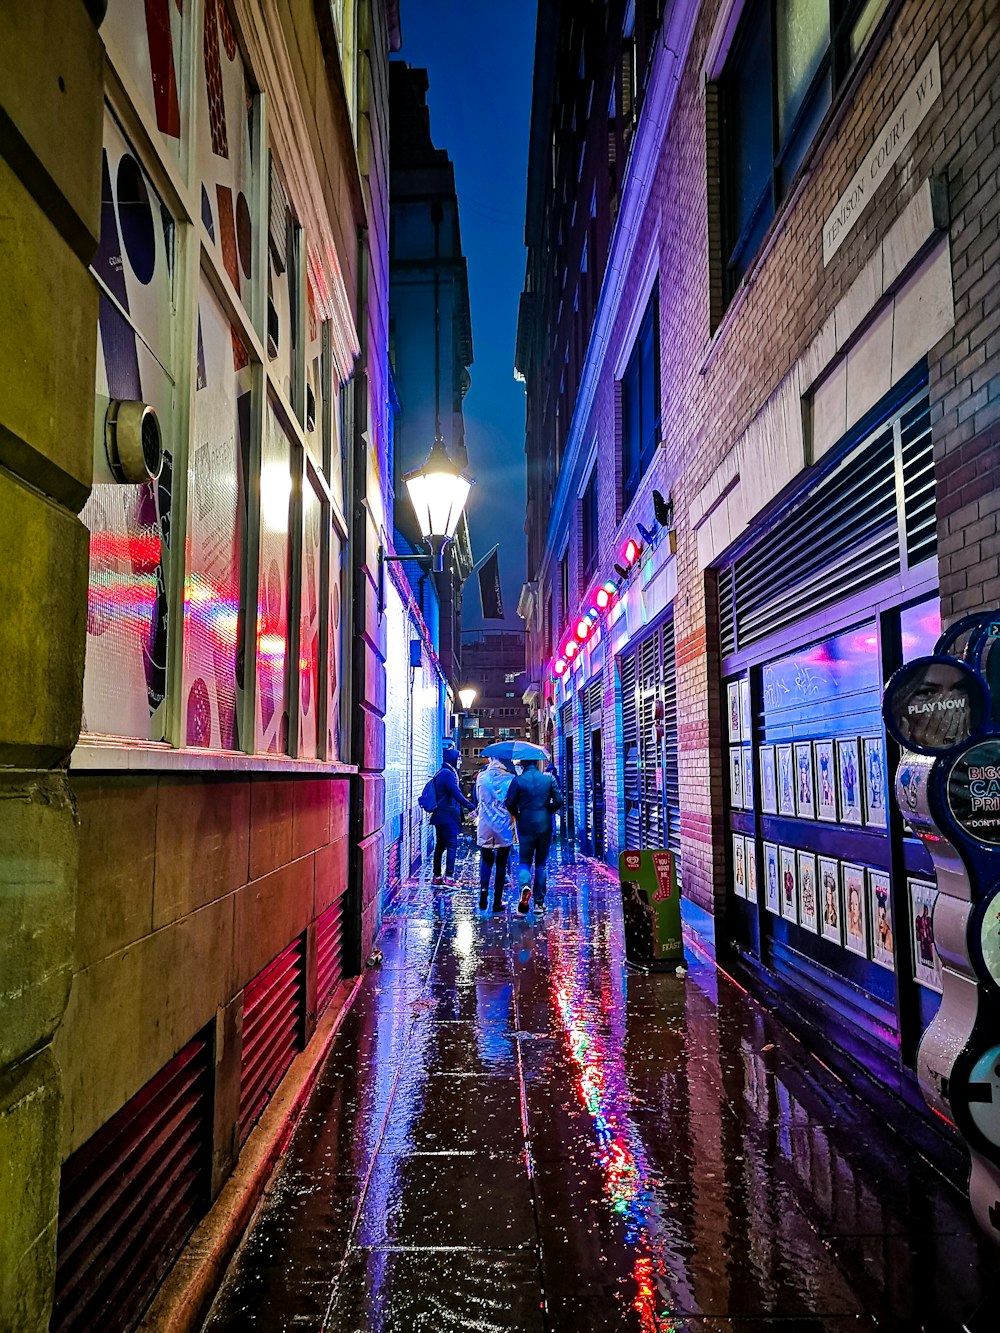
[883, 611, 1000, 1329]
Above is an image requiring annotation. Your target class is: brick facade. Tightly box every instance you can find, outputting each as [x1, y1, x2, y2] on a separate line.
[522, 0, 999, 920]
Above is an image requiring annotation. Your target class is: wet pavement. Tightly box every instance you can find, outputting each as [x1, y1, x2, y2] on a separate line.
[204, 842, 998, 1331]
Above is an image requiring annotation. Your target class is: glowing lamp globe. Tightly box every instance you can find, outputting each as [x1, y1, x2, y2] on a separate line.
[458, 685, 478, 711]
[554, 659, 567, 676]
[623, 537, 639, 566]
[564, 640, 578, 659]
[575, 618, 591, 641]
[402, 436, 474, 571]
[595, 587, 610, 609]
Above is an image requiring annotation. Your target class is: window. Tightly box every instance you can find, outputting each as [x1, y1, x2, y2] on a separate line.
[581, 465, 598, 581]
[620, 284, 660, 512]
[80, 0, 351, 762]
[720, 0, 891, 299]
[560, 548, 570, 623]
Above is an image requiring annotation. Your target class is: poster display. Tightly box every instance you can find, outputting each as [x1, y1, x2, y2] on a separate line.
[619, 849, 684, 968]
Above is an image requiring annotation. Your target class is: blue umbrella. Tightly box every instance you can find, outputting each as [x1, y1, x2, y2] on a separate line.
[482, 739, 550, 764]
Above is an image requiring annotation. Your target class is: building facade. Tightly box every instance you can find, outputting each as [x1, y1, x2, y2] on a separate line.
[0, 1, 398, 1327]
[458, 630, 531, 779]
[519, 0, 999, 1140]
[389, 61, 475, 691]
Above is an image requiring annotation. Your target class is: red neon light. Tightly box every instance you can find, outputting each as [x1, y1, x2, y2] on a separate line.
[595, 587, 610, 610]
[564, 640, 578, 658]
[575, 618, 590, 640]
[554, 659, 567, 676]
[623, 537, 639, 565]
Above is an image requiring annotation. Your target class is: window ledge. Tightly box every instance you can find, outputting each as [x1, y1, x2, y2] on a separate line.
[70, 735, 357, 778]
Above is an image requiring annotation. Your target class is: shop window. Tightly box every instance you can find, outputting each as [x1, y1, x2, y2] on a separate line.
[82, 0, 351, 761]
[620, 283, 660, 513]
[720, 0, 892, 301]
[581, 465, 598, 581]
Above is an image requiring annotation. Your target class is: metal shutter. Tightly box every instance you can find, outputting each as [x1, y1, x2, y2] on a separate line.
[316, 895, 346, 1016]
[660, 616, 681, 864]
[620, 649, 641, 848]
[239, 937, 306, 1144]
[718, 382, 932, 655]
[582, 678, 602, 851]
[53, 1035, 212, 1333]
[638, 634, 663, 848]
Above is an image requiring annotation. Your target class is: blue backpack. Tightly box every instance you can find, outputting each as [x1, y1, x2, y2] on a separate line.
[418, 773, 440, 814]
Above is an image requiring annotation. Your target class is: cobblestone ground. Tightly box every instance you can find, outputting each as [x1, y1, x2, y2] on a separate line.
[204, 840, 998, 1331]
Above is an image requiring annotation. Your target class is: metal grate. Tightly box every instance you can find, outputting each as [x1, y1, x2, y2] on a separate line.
[53, 1035, 212, 1333]
[239, 937, 306, 1144]
[316, 895, 346, 1016]
[901, 394, 935, 568]
[617, 617, 681, 865]
[719, 386, 932, 656]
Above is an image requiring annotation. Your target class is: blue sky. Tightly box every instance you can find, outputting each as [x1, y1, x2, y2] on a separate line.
[394, 0, 537, 630]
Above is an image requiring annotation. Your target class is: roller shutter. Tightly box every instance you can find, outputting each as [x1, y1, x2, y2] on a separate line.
[316, 894, 347, 1016]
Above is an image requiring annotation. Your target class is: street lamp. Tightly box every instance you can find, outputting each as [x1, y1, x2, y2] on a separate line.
[379, 436, 475, 609]
[458, 685, 478, 711]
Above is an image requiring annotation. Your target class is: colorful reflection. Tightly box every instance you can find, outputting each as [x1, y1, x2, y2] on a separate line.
[547, 924, 685, 1332]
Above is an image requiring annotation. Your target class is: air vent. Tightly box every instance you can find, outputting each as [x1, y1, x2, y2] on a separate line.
[239, 937, 306, 1144]
[316, 896, 346, 1016]
[719, 384, 932, 655]
[53, 1035, 212, 1333]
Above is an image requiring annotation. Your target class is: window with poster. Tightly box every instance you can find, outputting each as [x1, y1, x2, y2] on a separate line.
[718, 370, 946, 1083]
[80, 0, 354, 762]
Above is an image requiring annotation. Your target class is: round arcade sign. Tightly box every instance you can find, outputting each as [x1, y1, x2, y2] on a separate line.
[883, 655, 990, 757]
[969, 886, 1000, 999]
[948, 740, 1000, 847]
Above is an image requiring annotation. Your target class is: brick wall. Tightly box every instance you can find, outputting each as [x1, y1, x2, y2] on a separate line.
[543, 0, 999, 914]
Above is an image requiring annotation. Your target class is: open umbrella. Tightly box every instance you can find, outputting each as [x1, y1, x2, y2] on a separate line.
[481, 739, 550, 765]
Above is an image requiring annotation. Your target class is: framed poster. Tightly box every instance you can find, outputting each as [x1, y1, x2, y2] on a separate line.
[837, 738, 863, 826]
[739, 677, 752, 740]
[727, 681, 742, 741]
[745, 837, 758, 904]
[760, 745, 778, 815]
[862, 735, 888, 829]
[779, 846, 798, 922]
[819, 856, 842, 944]
[764, 842, 780, 915]
[776, 744, 796, 816]
[842, 862, 868, 957]
[797, 850, 818, 933]
[730, 747, 744, 810]
[869, 870, 894, 970]
[733, 833, 747, 898]
[742, 745, 755, 809]
[909, 878, 942, 992]
[794, 742, 816, 820]
[814, 740, 837, 822]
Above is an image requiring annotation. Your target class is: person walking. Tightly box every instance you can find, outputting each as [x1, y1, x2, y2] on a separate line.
[505, 757, 563, 917]
[427, 746, 474, 887]
[474, 757, 515, 912]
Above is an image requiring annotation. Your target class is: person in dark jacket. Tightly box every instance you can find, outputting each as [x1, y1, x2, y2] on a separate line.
[429, 746, 474, 886]
[504, 759, 564, 915]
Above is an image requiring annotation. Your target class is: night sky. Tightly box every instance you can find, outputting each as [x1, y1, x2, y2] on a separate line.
[393, 0, 537, 631]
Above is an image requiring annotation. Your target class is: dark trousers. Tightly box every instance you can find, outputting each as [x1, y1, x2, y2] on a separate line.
[518, 829, 552, 904]
[479, 846, 511, 898]
[433, 825, 458, 878]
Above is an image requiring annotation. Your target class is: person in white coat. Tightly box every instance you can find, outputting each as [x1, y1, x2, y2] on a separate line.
[475, 758, 516, 912]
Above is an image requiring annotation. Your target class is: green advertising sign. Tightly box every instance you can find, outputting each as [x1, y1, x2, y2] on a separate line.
[619, 849, 684, 968]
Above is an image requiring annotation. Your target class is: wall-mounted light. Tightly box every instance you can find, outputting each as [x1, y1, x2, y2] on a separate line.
[378, 435, 475, 610]
[458, 685, 478, 711]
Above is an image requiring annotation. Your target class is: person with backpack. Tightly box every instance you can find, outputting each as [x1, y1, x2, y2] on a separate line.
[420, 745, 474, 887]
[504, 757, 564, 916]
[474, 756, 515, 913]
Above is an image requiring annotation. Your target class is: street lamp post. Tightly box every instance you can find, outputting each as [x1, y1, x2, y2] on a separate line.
[379, 435, 474, 608]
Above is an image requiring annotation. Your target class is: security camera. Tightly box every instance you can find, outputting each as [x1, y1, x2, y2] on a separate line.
[104, 400, 164, 484]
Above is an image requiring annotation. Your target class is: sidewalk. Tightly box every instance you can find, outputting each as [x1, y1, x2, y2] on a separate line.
[203, 840, 997, 1331]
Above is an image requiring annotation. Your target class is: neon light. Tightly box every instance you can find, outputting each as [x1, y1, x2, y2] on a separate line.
[564, 639, 578, 658]
[554, 659, 567, 676]
[623, 537, 639, 565]
[575, 618, 591, 640]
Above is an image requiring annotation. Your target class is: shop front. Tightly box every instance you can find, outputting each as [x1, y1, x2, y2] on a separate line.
[718, 368, 944, 1113]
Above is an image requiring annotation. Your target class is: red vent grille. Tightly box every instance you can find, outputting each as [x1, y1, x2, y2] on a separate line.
[316, 895, 346, 1015]
[239, 937, 305, 1144]
[53, 1035, 212, 1333]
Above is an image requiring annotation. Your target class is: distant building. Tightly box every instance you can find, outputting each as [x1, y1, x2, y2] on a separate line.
[458, 631, 530, 782]
[383, 62, 476, 887]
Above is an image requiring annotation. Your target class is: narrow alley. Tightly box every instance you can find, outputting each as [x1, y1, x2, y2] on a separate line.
[204, 845, 995, 1332]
